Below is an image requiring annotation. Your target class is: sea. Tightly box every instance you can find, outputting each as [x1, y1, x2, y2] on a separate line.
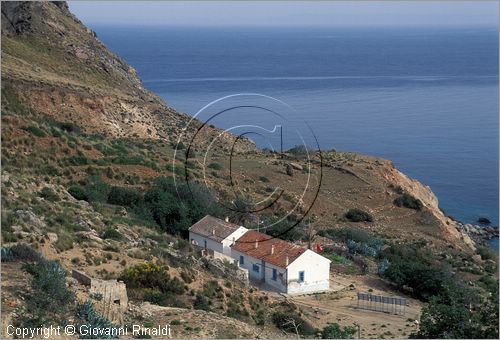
[91, 25, 499, 248]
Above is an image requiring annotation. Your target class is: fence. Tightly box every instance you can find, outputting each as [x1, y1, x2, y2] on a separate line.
[356, 292, 407, 315]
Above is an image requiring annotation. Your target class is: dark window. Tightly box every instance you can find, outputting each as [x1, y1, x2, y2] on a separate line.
[239, 255, 244, 265]
[299, 271, 305, 282]
[272, 268, 277, 281]
[252, 264, 260, 273]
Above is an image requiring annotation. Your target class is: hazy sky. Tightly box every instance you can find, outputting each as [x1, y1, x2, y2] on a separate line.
[69, 1, 498, 27]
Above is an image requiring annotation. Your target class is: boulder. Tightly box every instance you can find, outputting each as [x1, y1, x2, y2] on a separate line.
[478, 217, 492, 225]
[46, 232, 58, 243]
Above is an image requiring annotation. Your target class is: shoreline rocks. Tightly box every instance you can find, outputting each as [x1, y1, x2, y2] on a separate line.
[455, 222, 499, 245]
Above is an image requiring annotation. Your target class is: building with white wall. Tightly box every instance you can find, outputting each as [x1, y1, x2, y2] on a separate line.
[230, 230, 331, 294]
[189, 216, 331, 294]
[188, 215, 248, 260]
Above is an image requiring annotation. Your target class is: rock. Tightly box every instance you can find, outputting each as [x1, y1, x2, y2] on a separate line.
[46, 232, 58, 243]
[75, 231, 102, 243]
[14, 231, 30, 239]
[478, 217, 492, 225]
[75, 49, 89, 60]
[290, 162, 303, 171]
[348, 283, 356, 290]
[472, 254, 482, 263]
[15, 209, 46, 230]
[286, 164, 294, 176]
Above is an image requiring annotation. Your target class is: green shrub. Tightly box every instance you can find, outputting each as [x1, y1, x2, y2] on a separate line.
[1, 244, 43, 263]
[67, 155, 89, 166]
[119, 263, 185, 295]
[259, 176, 270, 182]
[85, 176, 110, 202]
[135, 176, 222, 237]
[68, 185, 88, 201]
[57, 122, 81, 134]
[54, 233, 74, 252]
[40, 165, 60, 176]
[19, 256, 75, 327]
[107, 186, 141, 207]
[394, 193, 423, 210]
[101, 229, 123, 241]
[322, 323, 357, 339]
[76, 300, 117, 339]
[193, 294, 210, 311]
[345, 208, 373, 222]
[24, 126, 46, 137]
[207, 162, 223, 170]
[39, 187, 59, 202]
[477, 246, 497, 261]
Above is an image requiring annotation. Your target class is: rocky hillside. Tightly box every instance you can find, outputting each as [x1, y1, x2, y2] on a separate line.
[1, 1, 255, 152]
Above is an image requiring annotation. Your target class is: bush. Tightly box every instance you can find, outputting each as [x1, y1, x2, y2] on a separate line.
[394, 193, 423, 210]
[377, 242, 455, 300]
[84, 176, 110, 202]
[345, 208, 373, 222]
[119, 263, 185, 294]
[68, 185, 88, 201]
[67, 155, 89, 166]
[322, 323, 357, 339]
[193, 294, 211, 311]
[259, 176, 270, 182]
[39, 187, 59, 202]
[24, 126, 46, 137]
[57, 122, 81, 134]
[207, 162, 223, 170]
[107, 186, 141, 207]
[477, 246, 497, 261]
[271, 311, 315, 336]
[76, 300, 117, 339]
[101, 229, 123, 241]
[1, 244, 43, 263]
[135, 177, 222, 237]
[19, 256, 75, 326]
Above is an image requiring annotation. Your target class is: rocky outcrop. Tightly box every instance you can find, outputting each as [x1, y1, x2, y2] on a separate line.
[455, 223, 499, 245]
[381, 160, 477, 250]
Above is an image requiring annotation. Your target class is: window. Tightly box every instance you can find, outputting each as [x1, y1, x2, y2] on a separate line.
[298, 271, 305, 282]
[272, 268, 277, 281]
[239, 255, 244, 265]
[252, 264, 260, 273]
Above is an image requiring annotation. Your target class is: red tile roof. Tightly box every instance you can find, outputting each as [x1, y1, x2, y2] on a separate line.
[231, 230, 306, 268]
[189, 215, 241, 242]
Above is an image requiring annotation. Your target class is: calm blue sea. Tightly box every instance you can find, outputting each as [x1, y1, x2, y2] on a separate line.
[93, 25, 499, 246]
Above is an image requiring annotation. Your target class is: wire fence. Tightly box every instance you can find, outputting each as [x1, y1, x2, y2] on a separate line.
[356, 292, 407, 315]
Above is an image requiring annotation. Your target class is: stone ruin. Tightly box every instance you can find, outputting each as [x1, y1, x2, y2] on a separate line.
[72, 269, 128, 324]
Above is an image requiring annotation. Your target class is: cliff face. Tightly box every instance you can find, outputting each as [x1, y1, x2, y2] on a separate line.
[380, 161, 476, 250]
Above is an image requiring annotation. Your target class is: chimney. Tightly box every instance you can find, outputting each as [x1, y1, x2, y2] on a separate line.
[225, 216, 229, 222]
[285, 256, 289, 266]
[255, 239, 259, 249]
[271, 245, 275, 255]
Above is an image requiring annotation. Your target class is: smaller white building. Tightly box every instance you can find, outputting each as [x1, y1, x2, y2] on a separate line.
[188, 215, 248, 260]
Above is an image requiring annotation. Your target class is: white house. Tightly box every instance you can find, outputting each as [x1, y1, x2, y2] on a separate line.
[230, 230, 331, 294]
[188, 215, 248, 260]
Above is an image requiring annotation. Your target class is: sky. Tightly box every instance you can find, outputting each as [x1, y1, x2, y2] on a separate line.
[69, 1, 499, 28]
